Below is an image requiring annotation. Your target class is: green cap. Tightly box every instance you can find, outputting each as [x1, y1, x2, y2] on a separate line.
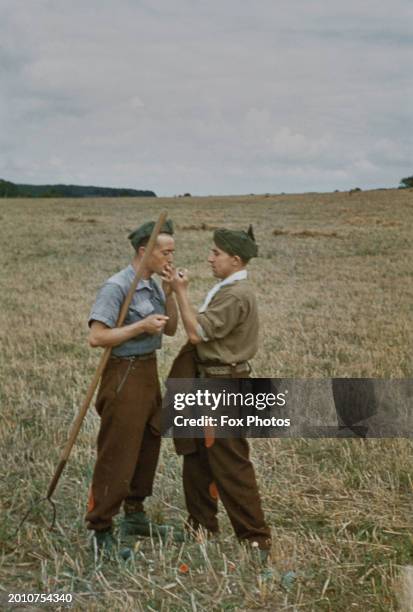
[128, 219, 174, 250]
[213, 225, 258, 261]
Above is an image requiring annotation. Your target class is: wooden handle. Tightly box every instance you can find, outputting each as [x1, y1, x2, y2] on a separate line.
[47, 459, 67, 500]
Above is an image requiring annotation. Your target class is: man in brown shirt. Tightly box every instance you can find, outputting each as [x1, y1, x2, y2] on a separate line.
[169, 227, 271, 557]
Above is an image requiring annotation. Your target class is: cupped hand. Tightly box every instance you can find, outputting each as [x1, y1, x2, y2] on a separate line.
[169, 268, 189, 291]
[161, 264, 175, 296]
[143, 314, 169, 334]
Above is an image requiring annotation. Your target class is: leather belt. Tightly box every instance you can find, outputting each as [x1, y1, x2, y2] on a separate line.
[109, 351, 156, 362]
[197, 361, 250, 376]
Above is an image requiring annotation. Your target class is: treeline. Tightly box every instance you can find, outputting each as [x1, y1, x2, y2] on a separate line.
[0, 178, 156, 198]
[399, 176, 413, 189]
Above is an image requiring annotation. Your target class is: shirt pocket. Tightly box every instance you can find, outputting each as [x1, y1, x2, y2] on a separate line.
[128, 298, 155, 320]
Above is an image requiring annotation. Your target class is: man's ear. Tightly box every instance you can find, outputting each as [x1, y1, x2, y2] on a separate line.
[233, 255, 242, 266]
[138, 245, 146, 257]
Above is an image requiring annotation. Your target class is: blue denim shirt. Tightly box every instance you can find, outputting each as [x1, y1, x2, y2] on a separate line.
[88, 265, 166, 357]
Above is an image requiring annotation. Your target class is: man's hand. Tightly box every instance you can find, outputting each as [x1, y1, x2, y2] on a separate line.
[169, 268, 189, 292]
[160, 264, 179, 335]
[168, 269, 201, 344]
[160, 264, 176, 297]
[143, 314, 169, 334]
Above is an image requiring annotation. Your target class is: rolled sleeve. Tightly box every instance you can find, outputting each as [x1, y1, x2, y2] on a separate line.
[196, 294, 243, 341]
[196, 323, 210, 342]
[88, 282, 124, 328]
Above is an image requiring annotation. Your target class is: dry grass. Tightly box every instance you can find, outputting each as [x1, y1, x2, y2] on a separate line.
[0, 189, 412, 610]
[180, 223, 219, 231]
[272, 229, 341, 238]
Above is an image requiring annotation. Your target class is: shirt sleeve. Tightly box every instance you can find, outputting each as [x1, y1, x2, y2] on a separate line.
[196, 323, 210, 341]
[88, 282, 124, 328]
[196, 292, 244, 342]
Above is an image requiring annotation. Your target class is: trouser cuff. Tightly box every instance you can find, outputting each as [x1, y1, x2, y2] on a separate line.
[185, 515, 219, 537]
[243, 536, 272, 550]
[86, 521, 113, 532]
[123, 498, 145, 514]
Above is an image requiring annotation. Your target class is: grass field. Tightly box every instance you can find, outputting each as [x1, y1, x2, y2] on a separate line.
[0, 188, 412, 610]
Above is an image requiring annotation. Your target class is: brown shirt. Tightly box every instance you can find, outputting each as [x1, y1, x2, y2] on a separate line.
[196, 280, 259, 364]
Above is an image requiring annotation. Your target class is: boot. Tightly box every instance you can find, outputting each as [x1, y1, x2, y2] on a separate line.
[120, 511, 184, 542]
[92, 529, 132, 561]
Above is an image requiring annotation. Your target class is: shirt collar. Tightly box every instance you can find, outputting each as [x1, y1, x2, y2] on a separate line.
[199, 269, 248, 313]
[219, 269, 248, 286]
[126, 264, 153, 291]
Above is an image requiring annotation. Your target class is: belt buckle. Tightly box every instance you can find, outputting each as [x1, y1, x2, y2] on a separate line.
[234, 361, 249, 374]
[206, 365, 230, 376]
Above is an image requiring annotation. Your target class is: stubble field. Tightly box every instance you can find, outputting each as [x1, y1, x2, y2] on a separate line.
[0, 189, 412, 611]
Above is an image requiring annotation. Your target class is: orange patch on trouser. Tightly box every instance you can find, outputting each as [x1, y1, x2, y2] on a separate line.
[87, 488, 95, 513]
[209, 481, 219, 500]
[183, 437, 271, 546]
[204, 425, 215, 448]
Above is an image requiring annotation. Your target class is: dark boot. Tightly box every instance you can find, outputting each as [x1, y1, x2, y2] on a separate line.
[92, 529, 132, 561]
[120, 512, 184, 542]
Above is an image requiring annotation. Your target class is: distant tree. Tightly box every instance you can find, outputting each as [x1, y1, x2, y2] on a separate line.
[0, 179, 19, 197]
[399, 175, 413, 189]
[1, 179, 157, 198]
[41, 188, 64, 198]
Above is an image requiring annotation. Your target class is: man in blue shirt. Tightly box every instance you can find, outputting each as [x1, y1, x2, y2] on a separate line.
[86, 220, 178, 556]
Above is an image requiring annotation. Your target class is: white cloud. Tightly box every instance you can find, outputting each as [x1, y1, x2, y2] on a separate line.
[0, 0, 412, 194]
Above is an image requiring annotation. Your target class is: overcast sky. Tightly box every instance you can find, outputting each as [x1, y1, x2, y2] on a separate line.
[1, 0, 412, 195]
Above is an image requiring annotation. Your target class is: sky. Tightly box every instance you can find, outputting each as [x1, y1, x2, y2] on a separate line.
[1, 0, 412, 196]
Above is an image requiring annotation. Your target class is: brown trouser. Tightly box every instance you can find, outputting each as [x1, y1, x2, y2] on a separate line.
[182, 371, 271, 549]
[86, 356, 161, 531]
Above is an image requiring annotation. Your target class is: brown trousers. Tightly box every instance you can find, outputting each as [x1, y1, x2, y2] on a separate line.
[182, 373, 271, 549]
[86, 357, 162, 531]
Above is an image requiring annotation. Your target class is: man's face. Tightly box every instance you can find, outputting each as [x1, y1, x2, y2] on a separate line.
[145, 234, 175, 274]
[207, 244, 238, 279]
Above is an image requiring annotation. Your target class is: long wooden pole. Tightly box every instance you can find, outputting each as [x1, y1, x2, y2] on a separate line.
[46, 211, 168, 500]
